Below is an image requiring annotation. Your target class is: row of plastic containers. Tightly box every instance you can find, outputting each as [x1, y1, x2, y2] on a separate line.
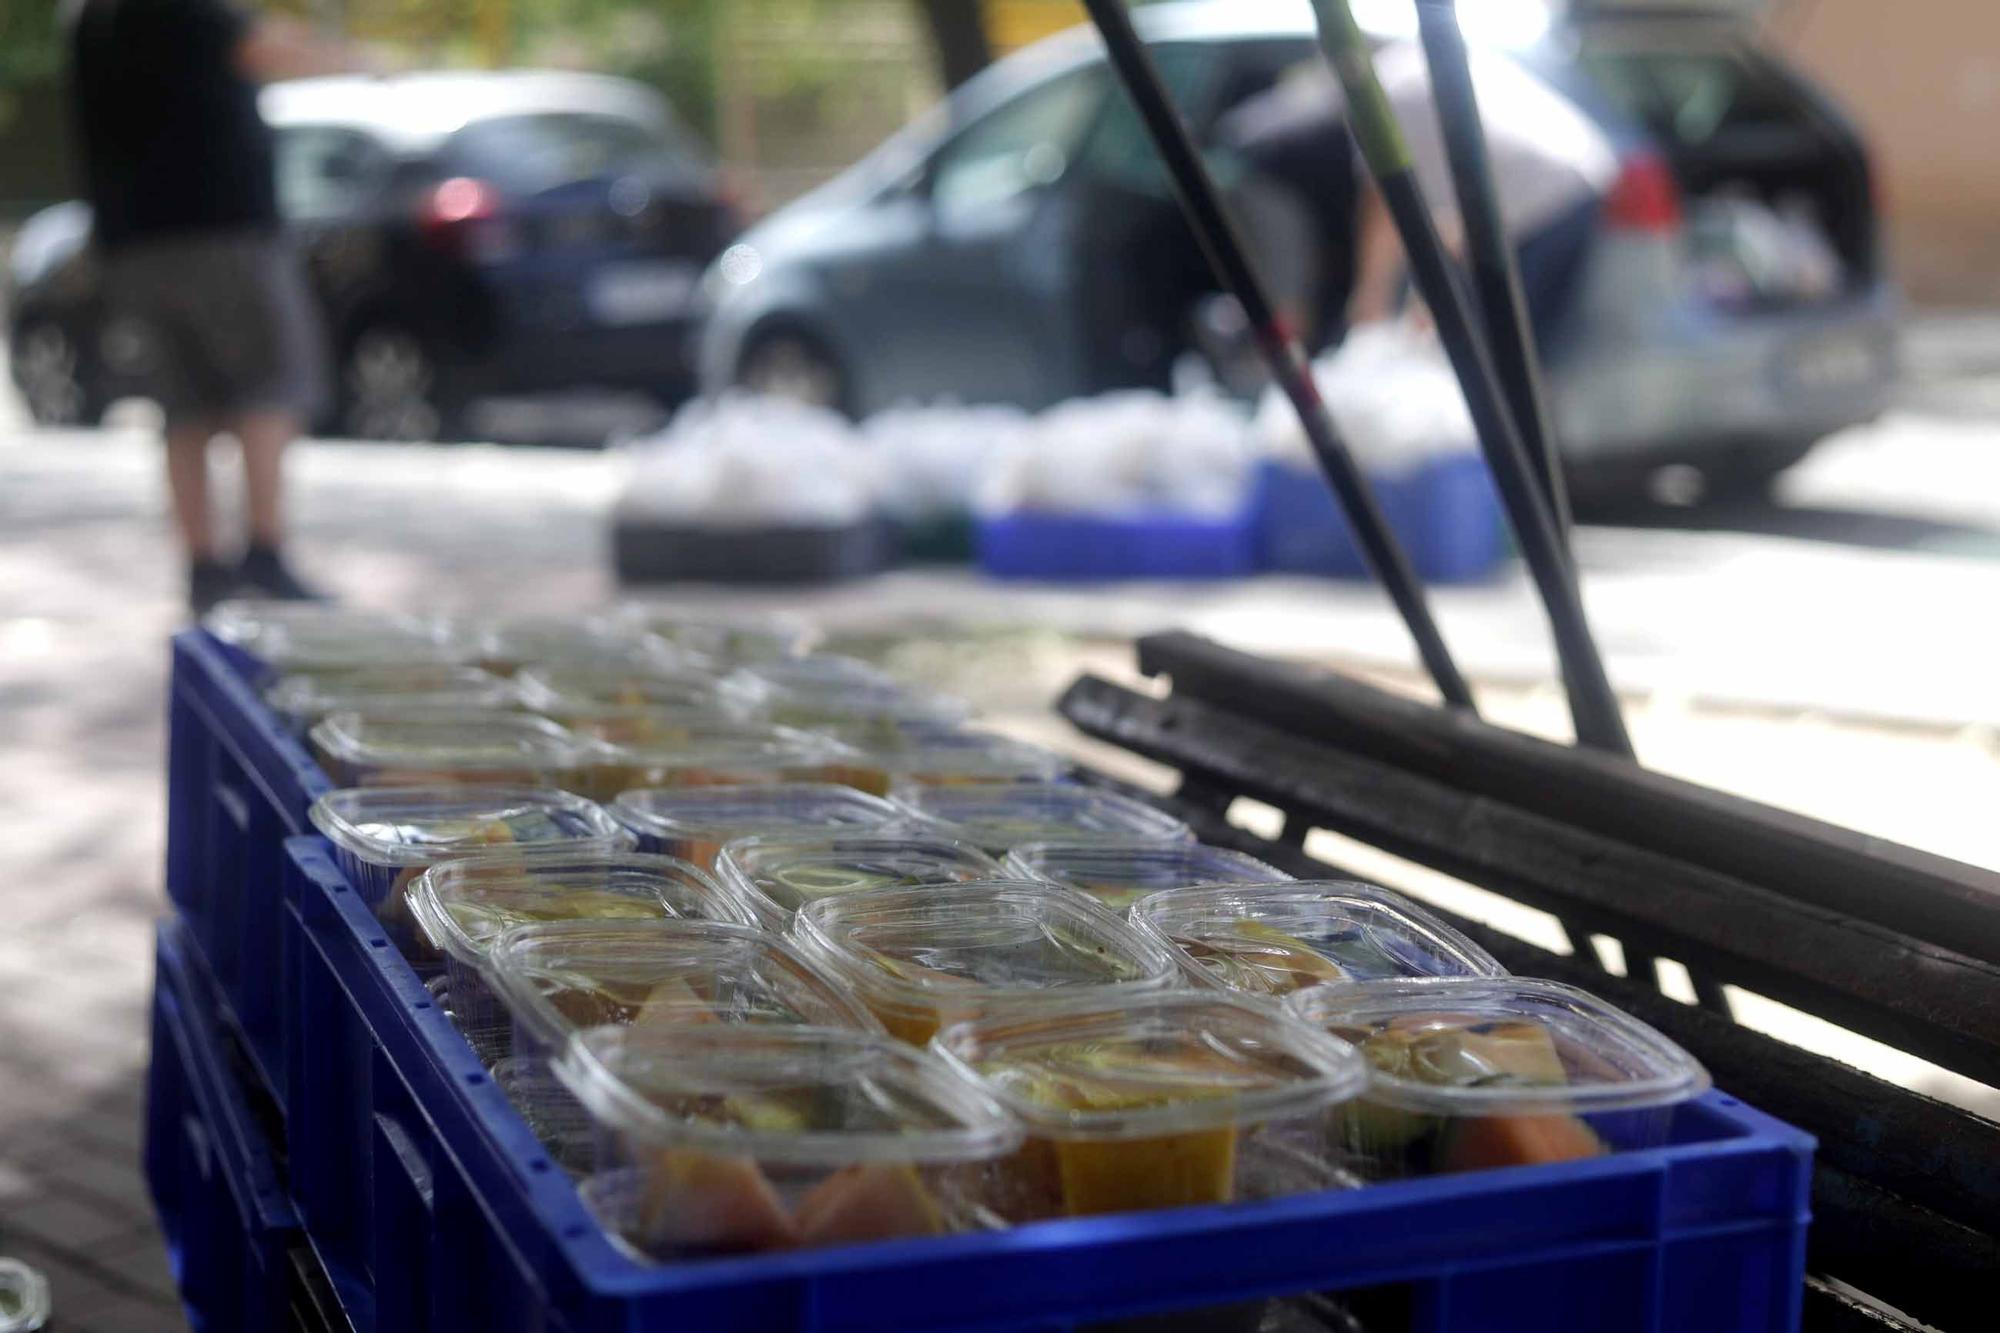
[151, 602, 1812, 1332]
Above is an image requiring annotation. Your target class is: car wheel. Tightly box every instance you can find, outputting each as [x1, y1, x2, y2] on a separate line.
[1699, 439, 1821, 499]
[337, 324, 461, 442]
[736, 329, 845, 413]
[12, 319, 97, 426]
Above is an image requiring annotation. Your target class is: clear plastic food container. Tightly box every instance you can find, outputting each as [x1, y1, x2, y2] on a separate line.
[609, 783, 904, 867]
[1286, 977, 1711, 1179]
[1129, 882, 1506, 997]
[307, 784, 633, 916]
[1004, 841, 1290, 912]
[744, 654, 900, 692]
[466, 613, 702, 677]
[933, 991, 1369, 1224]
[514, 662, 739, 717]
[611, 606, 818, 664]
[791, 880, 1183, 1045]
[310, 709, 599, 791]
[405, 851, 755, 1064]
[860, 736, 1070, 798]
[893, 782, 1193, 855]
[740, 660, 974, 730]
[554, 1025, 1019, 1258]
[264, 665, 516, 732]
[577, 725, 862, 803]
[715, 834, 1003, 928]
[210, 603, 467, 672]
[484, 918, 880, 1167]
[555, 703, 769, 749]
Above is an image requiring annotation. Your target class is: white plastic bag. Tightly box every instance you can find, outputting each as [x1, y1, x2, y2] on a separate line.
[1256, 324, 1476, 477]
[977, 389, 1255, 518]
[863, 403, 1030, 520]
[617, 393, 880, 526]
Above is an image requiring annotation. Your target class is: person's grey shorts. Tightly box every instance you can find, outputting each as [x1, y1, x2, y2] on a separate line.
[104, 229, 325, 428]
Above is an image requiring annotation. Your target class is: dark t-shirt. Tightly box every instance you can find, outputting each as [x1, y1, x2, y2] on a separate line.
[69, 0, 278, 250]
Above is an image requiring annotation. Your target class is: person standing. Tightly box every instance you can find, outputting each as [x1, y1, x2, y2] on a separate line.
[1348, 41, 1620, 340]
[66, 0, 355, 612]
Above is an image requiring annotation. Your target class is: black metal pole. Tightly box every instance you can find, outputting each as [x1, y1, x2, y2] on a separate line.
[1415, 0, 1572, 539]
[1309, 0, 1632, 757]
[1076, 0, 1476, 712]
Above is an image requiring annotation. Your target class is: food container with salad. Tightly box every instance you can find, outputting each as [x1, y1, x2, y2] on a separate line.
[554, 1026, 1018, 1258]
[462, 613, 697, 677]
[404, 851, 756, 1063]
[306, 784, 633, 917]
[790, 880, 1182, 1045]
[932, 991, 1368, 1223]
[1004, 841, 1290, 912]
[1287, 977, 1710, 1178]
[514, 662, 745, 723]
[308, 708, 600, 790]
[575, 724, 861, 802]
[611, 606, 818, 664]
[263, 665, 516, 733]
[608, 783, 904, 867]
[1129, 882, 1506, 997]
[893, 782, 1193, 855]
[484, 918, 878, 1168]
[209, 602, 467, 672]
[716, 834, 1002, 927]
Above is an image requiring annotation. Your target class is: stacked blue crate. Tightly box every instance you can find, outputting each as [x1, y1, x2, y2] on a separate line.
[156, 627, 1817, 1332]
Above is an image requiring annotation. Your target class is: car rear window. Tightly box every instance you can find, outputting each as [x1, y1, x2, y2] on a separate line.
[1575, 47, 1805, 149]
[446, 112, 703, 192]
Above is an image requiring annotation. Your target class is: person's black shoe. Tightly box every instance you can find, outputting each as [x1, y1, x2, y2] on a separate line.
[189, 558, 240, 616]
[236, 544, 326, 602]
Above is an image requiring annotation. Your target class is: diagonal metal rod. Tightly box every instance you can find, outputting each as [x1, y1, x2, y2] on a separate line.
[1076, 0, 1475, 711]
[1416, 0, 1572, 540]
[1309, 0, 1631, 756]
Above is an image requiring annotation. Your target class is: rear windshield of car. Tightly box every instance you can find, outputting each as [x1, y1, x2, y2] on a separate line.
[445, 111, 703, 192]
[1574, 46, 1805, 150]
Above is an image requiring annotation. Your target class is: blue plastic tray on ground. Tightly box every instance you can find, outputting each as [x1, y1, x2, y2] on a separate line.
[1255, 457, 1507, 583]
[146, 916, 303, 1332]
[282, 831, 1813, 1333]
[978, 508, 1258, 581]
[166, 629, 330, 1101]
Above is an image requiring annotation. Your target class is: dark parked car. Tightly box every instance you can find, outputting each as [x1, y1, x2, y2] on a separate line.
[7, 71, 737, 439]
[700, 0, 1896, 493]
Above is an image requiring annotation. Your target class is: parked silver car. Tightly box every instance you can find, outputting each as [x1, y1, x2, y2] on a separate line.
[700, 0, 1896, 493]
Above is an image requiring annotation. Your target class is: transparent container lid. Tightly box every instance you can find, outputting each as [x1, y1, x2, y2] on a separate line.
[1005, 841, 1288, 911]
[1129, 882, 1506, 996]
[894, 782, 1192, 854]
[514, 663, 735, 715]
[1286, 977, 1710, 1116]
[717, 834, 1003, 922]
[311, 709, 594, 771]
[934, 991, 1369, 1140]
[789, 716, 979, 752]
[467, 613, 705, 674]
[743, 654, 900, 692]
[308, 785, 631, 867]
[406, 851, 754, 967]
[486, 918, 879, 1049]
[792, 880, 1182, 1011]
[611, 783, 903, 845]
[265, 666, 516, 721]
[610, 606, 818, 664]
[556, 1025, 1018, 1166]
[212, 604, 468, 670]
[871, 737, 1070, 789]
[558, 709, 793, 751]
[588, 724, 855, 781]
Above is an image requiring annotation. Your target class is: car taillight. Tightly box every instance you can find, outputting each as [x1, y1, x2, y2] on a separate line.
[419, 177, 517, 261]
[1603, 151, 1681, 234]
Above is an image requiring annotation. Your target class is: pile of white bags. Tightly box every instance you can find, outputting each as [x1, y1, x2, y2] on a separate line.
[1256, 323, 1478, 477]
[976, 389, 1256, 518]
[618, 394, 882, 526]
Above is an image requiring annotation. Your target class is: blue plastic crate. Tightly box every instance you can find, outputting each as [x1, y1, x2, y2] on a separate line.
[146, 917, 303, 1332]
[166, 630, 330, 1100]
[978, 508, 1257, 581]
[1255, 457, 1507, 583]
[282, 832, 1812, 1333]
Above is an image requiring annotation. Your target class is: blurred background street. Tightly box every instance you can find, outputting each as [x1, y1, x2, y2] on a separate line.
[4, 0, 2000, 1328]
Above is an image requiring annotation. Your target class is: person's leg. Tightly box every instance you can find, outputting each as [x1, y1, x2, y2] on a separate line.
[164, 416, 240, 612]
[230, 407, 320, 599]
